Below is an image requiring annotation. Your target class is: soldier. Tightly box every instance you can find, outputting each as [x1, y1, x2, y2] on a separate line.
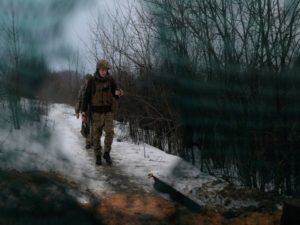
[75, 74, 93, 149]
[81, 59, 124, 165]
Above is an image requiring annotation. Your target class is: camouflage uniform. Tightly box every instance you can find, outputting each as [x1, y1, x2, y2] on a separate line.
[75, 75, 93, 147]
[81, 68, 119, 164]
[75, 81, 86, 115]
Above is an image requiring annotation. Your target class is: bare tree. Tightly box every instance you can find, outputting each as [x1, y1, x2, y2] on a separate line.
[85, 0, 300, 196]
[86, 0, 182, 154]
[0, 2, 23, 129]
[143, 0, 300, 195]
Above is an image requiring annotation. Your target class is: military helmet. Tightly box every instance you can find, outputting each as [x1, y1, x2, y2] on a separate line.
[84, 73, 93, 80]
[97, 59, 110, 70]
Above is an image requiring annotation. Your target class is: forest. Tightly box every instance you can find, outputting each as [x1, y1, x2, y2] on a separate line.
[1, 0, 300, 199]
[85, 0, 300, 197]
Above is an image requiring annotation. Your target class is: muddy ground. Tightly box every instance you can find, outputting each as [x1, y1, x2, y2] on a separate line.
[0, 169, 283, 225]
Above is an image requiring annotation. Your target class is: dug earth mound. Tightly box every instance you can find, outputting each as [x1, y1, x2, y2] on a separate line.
[94, 193, 281, 225]
[0, 169, 282, 225]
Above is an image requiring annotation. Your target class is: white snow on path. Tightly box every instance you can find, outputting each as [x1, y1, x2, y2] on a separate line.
[58, 104, 220, 197]
[48, 104, 111, 192]
[0, 103, 221, 198]
[0, 103, 264, 210]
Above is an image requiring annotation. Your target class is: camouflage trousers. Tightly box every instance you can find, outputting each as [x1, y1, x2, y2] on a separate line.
[91, 112, 114, 157]
[85, 124, 92, 145]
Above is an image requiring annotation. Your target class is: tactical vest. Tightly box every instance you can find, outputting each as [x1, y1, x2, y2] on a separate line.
[91, 76, 113, 113]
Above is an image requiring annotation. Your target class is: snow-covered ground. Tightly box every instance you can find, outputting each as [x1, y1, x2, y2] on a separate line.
[0, 103, 266, 211]
[59, 104, 220, 192]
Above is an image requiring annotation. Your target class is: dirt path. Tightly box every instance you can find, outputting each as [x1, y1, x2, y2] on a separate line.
[85, 149, 147, 194]
[51, 107, 282, 225]
[57, 108, 150, 196]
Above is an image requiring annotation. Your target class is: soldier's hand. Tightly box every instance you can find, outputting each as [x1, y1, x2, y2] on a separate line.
[82, 112, 87, 122]
[115, 89, 124, 97]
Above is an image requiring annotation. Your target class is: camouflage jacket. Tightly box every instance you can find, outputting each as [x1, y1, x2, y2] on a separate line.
[81, 72, 119, 113]
[75, 81, 88, 114]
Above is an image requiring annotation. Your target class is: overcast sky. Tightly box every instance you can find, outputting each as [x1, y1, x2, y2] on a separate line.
[51, 0, 121, 73]
[0, 0, 135, 73]
[0, 0, 101, 74]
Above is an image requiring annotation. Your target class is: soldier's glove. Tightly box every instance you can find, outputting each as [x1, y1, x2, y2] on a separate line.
[81, 112, 87, 122]
[115, 89, 124, 97]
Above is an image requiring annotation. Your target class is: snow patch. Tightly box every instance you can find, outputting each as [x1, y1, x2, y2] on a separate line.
[1, 103, 264, 210]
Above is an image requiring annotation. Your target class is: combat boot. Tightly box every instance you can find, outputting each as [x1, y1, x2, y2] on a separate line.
[96, 155, 102, 165]
[103, 152, 112, 165]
